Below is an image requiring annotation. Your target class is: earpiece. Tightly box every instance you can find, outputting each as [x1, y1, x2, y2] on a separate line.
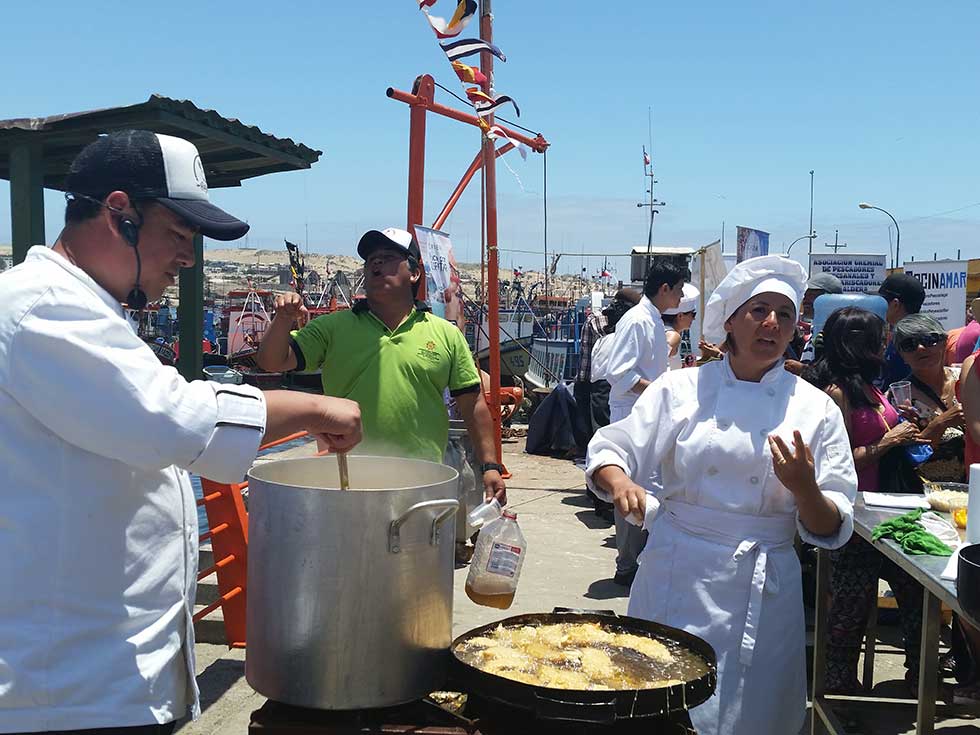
[119, 218, 140, 247]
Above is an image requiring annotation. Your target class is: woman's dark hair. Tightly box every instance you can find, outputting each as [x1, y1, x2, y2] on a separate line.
[601, 288, 641, 334]
[805, 306, 884, 409]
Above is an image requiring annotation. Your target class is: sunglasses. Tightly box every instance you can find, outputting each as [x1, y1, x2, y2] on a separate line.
[897, 333, 944, 352]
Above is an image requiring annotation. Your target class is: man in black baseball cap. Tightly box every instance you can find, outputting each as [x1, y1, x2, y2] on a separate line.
[61, 129, 249, 309]
[0, 130, 363, 732]
[877, 272, 927, 386]
[878, 272, 926, 326]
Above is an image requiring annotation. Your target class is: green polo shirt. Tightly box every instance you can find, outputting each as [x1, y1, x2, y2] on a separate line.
[290, 303, 480, 462]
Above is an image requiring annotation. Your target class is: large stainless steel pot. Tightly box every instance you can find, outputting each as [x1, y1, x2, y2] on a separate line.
[245, 454, 459, 709]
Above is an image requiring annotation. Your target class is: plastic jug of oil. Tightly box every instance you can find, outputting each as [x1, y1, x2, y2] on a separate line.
[464, 510, 526, 609]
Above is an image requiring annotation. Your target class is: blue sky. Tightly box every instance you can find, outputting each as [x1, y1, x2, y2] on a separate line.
[2, 1, 978, 277]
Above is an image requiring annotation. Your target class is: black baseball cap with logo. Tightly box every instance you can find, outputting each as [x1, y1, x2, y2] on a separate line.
[65, 129, 249, 241]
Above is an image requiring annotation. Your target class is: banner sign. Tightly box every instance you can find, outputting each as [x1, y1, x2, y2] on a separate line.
[808, 253, 887, 294]
[736, 226, 770, 262]
[904, 260, 969, 331]
[415, 225, 466, 332]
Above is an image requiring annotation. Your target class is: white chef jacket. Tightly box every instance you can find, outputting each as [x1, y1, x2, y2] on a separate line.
[604, 297, 669, 420]
[0, 247, 267, 732]
[586, 356, 856, 735]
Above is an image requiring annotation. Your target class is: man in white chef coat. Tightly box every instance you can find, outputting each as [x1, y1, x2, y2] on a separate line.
[0, 130, 362, 734]
[604, 257, 689, 586]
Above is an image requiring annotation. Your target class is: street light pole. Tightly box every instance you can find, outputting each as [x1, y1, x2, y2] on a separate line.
[808, 170, 815, 263]
[859, 202, 900, 269]
[786, 233, 816, 257]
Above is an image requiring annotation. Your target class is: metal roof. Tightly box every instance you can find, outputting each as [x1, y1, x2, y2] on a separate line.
[0, 94, 322, 189]
[630, 245, 698, 256]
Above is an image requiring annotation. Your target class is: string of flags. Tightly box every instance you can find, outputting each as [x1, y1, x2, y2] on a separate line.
[414, 0, 522, 133]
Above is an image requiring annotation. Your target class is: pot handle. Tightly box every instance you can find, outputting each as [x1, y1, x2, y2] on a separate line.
[388, 499, 459, 554]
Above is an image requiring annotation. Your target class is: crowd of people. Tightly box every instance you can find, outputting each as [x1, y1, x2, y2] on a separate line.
[582, 255, 980, 734]
[2, 128, 978, 735]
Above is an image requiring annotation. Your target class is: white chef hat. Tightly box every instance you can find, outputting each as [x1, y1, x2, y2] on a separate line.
[662, 283, 701, 315]
[702, 255, 807, 344]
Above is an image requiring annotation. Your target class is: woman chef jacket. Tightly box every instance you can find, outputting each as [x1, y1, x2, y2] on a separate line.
[586, 356, 857, 735]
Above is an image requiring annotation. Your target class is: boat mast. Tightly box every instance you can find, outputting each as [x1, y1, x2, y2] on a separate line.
[480, 0, 503, 465]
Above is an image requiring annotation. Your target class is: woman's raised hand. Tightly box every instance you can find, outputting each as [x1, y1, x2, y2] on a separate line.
[769, 430, 818, 497]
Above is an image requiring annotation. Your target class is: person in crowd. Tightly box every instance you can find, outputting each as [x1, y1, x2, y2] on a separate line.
[951, 343, 980, 701]
[0, 130, 363, 733]
[661, 283, 700, 370]
[602, 258, 688, 587]
[587, 255, 857, 735]
[894, 314, 966, 483]
[256, 227, 505, 503]
[805, 307, 925, 694]
[878, 273, 926, 388]
[585, 288, 641, 520]
[947, 296, 980, 366]
[785, 272, 844, 374]
[574, 304, 609, 456]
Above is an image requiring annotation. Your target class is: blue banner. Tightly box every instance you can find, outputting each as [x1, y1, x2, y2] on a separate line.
[736, 226, 770, 262]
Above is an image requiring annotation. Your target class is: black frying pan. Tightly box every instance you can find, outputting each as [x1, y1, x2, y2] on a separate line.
[449, 609, 717, 726]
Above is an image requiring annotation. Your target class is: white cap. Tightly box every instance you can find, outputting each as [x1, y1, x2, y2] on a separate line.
[663, 283, 701, 315]
[702, 255, 807, 344]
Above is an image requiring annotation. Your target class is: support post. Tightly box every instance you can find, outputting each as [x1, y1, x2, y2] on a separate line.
[178, 233, 205, 382]
[407, 75, 434, 302]
[480, 0, 502, 465]
[10, 142, 46, 264]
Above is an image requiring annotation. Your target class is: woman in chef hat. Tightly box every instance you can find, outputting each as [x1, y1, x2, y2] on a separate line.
[661, 283, 701, 370]
[586, 255, 858, 735]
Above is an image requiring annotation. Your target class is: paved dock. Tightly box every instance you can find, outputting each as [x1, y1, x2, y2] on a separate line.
[179, 434, 979, 734]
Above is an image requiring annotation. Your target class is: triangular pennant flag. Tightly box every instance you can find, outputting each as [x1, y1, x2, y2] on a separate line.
[465, 87, 494, 105]
[440, 37, 506, 62]
[421, 0, 477, 39]
[487, 125, 528, 160]
[452, 60, 488, 84]
[471, 92, 520, 118]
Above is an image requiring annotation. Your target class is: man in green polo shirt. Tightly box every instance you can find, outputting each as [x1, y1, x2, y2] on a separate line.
[257, 227, 505, 502]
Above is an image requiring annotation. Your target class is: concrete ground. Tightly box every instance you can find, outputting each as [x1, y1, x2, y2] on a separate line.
[178, 434, 979, 735]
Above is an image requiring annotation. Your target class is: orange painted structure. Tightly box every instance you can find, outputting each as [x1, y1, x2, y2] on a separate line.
[193, 430, 308, 648]
[385, 4, 549, 466]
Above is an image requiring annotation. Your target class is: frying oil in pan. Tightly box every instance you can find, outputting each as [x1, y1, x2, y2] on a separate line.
[454, 622, 709, 691]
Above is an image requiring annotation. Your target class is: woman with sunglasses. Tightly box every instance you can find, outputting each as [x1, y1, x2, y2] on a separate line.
[805, 307, 925, 694]
[894, 314, 967, 483]
[661, 283, 700, 370]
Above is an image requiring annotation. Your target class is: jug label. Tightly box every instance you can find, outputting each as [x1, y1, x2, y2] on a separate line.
[486, 542, 522, 577]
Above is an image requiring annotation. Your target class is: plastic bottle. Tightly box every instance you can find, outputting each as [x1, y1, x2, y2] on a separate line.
[465, 510, 526, 609]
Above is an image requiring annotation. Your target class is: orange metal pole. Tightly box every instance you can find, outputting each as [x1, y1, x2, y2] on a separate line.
[432, 143, 514, 231]
[480, 0, 502, 466]
[387, 86, 548, 154]
[407, 75, 434, 301]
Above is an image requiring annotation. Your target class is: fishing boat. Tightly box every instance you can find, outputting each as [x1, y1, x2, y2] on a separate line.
[524, 297, 590, 392]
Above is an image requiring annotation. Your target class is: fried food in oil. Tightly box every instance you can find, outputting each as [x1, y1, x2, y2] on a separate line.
[454, 621, 702, 692]
[611, 633, 672, 664]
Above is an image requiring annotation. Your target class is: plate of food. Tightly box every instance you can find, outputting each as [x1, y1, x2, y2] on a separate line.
[924, 482, 969, 513]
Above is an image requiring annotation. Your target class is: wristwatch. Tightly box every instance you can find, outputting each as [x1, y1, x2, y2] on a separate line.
[480, 462, 505, 475]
